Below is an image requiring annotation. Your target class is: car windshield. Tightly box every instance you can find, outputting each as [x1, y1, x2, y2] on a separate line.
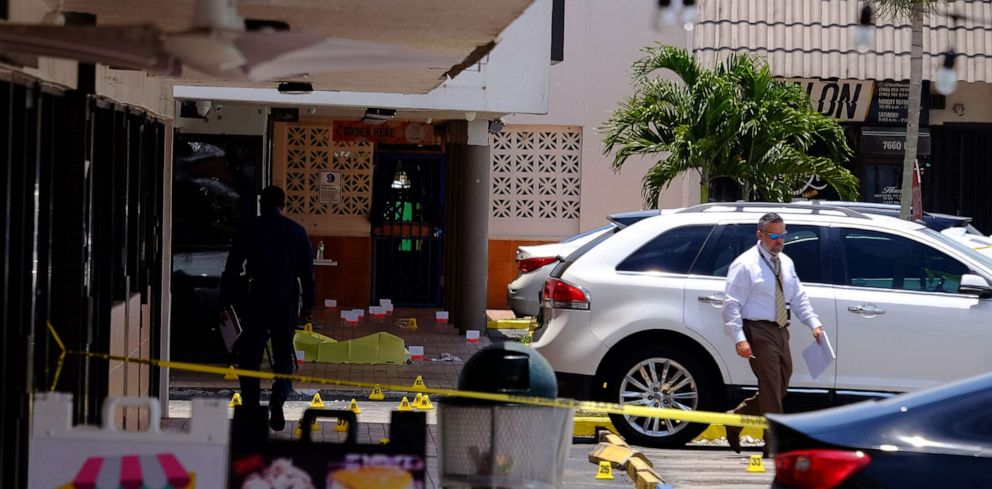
[922, 227, 992, 270]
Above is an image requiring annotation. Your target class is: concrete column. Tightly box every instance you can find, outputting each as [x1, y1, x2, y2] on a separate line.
[449, 121, 491, 333]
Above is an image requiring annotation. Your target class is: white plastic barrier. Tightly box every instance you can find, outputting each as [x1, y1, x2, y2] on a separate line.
[29, 393, 229, 488]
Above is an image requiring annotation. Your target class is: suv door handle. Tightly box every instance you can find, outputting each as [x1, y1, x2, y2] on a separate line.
[848, 304, 886, 315]
[698, 295, 724, 305]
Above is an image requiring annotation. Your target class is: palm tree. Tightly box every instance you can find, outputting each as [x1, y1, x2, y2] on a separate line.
[602, 45, 858, 207]
[867, 0, 946, 220]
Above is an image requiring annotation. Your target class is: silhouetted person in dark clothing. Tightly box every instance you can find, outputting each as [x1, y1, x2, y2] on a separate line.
[220, 186, 315, 431]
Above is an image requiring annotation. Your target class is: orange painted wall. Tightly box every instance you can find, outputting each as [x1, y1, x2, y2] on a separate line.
[310, 235, 372, 309]
[487, 238, 555, 309]
[310, 236, 558, 310]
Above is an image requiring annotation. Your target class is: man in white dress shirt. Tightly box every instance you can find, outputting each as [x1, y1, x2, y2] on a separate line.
[722, 212, 824, 456]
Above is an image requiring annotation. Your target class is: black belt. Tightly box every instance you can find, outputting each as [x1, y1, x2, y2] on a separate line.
[744, 319, 789, 328]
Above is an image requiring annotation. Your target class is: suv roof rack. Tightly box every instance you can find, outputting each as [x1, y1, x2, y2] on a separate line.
[677, 201, 871, 219]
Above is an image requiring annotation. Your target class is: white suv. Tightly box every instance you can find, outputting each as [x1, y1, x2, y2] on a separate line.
[533, 202, 992, 447]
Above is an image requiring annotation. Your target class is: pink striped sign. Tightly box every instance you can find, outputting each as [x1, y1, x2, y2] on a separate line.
[69, 453, 191, 489]
[71, 456, 102, 489]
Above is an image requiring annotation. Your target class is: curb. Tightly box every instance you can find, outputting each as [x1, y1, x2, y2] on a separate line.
[696, 424, 764, 441]
[574, 416, 618, 437]
[575, 416, 764, 442]
[486, 318, 536, 330]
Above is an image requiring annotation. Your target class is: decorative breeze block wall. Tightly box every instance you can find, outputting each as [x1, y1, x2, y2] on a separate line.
[489, 126, 582, 222]
[284, 125, 373, 217]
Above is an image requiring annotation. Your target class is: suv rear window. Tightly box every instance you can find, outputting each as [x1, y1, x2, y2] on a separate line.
[616, 225, 713, 274]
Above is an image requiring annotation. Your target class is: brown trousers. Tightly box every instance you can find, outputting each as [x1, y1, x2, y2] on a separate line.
[730, 320, 792, 432]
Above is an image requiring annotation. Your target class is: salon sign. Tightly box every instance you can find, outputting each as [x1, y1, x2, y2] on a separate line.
[786, 78, 875, 122]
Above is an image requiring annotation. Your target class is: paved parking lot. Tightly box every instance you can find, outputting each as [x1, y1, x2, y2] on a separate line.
[638, 444, 774, 489]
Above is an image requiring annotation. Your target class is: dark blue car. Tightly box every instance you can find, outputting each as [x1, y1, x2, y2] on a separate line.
[769, 371, 992, 489]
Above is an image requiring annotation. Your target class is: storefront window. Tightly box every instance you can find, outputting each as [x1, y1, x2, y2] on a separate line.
[862, 162, 903, 204]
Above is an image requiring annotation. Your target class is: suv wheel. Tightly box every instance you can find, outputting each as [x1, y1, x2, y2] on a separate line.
[607, 345, 714, 448]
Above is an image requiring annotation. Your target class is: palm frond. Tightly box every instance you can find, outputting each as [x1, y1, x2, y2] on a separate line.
[603, 46, 858, 206]
[632, 44, 702, 87]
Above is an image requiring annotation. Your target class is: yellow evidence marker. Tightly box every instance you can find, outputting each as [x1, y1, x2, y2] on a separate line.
[348, 398, 362, 414]
[224, 366, 238, 380]
[334, 417, 349, 433]
[411, 375, 428, 392]
[369, 384, 385, 401]
[746, 454, 767, 473]
[596, 461, 614, 480]
[229, 392, 243, 407]
[397, 396, 413, 411]
[310, 392, 325, 408]
[417, 395, 434, 410]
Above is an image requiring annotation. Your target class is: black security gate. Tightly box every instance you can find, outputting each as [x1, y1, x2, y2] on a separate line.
[927, 124, 992, 234]
[370, 153, 445, 306]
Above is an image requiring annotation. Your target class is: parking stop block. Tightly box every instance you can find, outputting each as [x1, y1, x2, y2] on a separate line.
[636, 471, 672, 489]
[588, 442, 651, 470]
[626, 456, 654, 480]
[598, 430, 630, 448]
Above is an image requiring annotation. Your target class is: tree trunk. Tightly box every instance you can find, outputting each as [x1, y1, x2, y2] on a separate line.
[699, 168, 709, 204]
[900, 5, 924, 220]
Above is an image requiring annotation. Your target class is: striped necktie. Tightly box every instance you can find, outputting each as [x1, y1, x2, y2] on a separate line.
[772, 255, 788, 328]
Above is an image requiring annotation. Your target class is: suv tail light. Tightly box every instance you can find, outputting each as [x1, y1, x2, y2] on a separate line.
[518, 256, 558, 273]
[542, 278, 590, 310]
[774, 449, 871, 489]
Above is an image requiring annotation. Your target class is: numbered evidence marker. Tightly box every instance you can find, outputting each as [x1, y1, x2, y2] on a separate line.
[334, 417, 349, 433]
[465, 329, 480, 343]
[397, 396, 413, 412]
[380, 298, 394, 316]
[595, 460, 614, 480]
[411, 375, 428, 392]
[416, 394, 434, 410]
[369, 384, 385, 401]
[309, 392, 325, 408]
[746, 454, 767, 473]
[348, 398, 362, 414]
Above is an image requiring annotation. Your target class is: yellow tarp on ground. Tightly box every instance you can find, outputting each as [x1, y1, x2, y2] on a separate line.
[315, 332, 409, 364]
[293, 329, 336, 362]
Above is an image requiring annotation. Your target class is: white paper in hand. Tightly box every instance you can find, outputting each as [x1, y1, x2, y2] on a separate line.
[219, 306, 242, 353]
[801, 330, 835, 380]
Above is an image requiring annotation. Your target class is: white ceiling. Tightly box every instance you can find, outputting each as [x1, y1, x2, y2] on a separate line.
[59, 0, 534, 93]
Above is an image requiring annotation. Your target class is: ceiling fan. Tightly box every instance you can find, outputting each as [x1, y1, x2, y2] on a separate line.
[0, 0, 451, 82]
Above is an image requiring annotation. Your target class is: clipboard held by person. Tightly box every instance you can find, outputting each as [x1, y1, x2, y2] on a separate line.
[219, 305, 242, 353]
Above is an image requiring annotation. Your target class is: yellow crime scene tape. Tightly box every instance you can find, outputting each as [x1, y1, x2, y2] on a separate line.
[46, 322, 766, 429]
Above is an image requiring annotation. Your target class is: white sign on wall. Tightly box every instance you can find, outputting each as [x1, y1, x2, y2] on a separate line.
[319, 170, 342, 204]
